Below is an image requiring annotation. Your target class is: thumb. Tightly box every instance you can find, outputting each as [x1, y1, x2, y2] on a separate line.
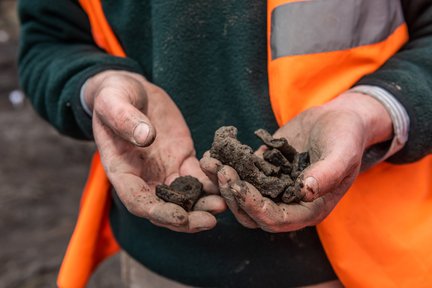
[94, 88, 156, 147]
[296, 150, 361, 202]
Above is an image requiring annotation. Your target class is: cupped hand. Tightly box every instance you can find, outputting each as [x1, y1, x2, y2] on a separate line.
[201, 92, 393, 232]
[84, 70, 226, 233]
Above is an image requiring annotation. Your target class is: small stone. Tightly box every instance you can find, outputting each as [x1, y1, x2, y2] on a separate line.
[210, 127, 311, 203]
[156, 176, 203, 211]
[291, 152, 310, 179]
[263, 149, 292, 174]
[254, 129, 297, 162]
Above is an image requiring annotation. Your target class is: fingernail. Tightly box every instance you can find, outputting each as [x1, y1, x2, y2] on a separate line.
[217, 170, 228, 185]
[303, 177, 319, 201]
[133, 123, 150, 146]
[230, 182, 247, 203]
[231, 182, 242, 193]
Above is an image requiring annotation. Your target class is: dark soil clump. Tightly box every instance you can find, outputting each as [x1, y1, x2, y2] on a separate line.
[156, 176, 203, 211]
[210, 126, 310, 203]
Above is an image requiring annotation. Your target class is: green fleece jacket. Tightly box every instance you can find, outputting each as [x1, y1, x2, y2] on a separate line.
[18, 1, 432, 287]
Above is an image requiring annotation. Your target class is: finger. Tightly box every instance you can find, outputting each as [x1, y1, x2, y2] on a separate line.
[294, 110, 365, 202]
[187, 211, 217, 232]
[220, 186, 258, 229]
[94, 88, 156, 147]
[148, 202, 189, 226]
[217, 166, 258, 229]
[231, 180, 323, 232]
[199, 151, 222, 186]
[193, 195, 227, 214]
[217, 164, 242, 184]
[109, 172, 190, 227]
[230, 180, 284, 231]
[297, 144, 361, 202]
[181, 156, 219, 194]
[151, 211, 217, 233]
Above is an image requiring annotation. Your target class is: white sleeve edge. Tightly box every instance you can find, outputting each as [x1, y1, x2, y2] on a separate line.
[350, 85, 410, 166]
[80, 80, 93, 117]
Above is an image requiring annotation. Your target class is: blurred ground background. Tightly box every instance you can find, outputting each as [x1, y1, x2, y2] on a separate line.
[0, 1, 121, 287]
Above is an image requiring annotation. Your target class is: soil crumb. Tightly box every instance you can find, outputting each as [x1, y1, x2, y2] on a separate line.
[210, 126, 310, 203]
[156, 176, 203, 211]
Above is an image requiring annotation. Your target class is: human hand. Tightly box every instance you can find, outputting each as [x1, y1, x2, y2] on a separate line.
[84, 70, 226, 233]
[201, 92, 393, 232]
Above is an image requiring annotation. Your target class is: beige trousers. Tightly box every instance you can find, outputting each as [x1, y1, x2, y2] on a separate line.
[120, 252, 343, 288]
[121, 252, 195, 288]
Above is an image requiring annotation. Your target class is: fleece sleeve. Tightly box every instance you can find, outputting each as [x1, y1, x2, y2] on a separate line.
[18, 0, 143, 140]
[357, 0, 432, 164]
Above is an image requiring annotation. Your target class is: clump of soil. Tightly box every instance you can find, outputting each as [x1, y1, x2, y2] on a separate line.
[156, 176, 203, 211]
[210, 126, 310, 203]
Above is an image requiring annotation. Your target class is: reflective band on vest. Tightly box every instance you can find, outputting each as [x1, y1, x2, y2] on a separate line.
[58, 1, 432, 287]
[267, 0, 409, 125]
[270, 0, 405, 59]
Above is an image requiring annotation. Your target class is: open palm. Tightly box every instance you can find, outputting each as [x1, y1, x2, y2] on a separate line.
[87, 71, 225, 233]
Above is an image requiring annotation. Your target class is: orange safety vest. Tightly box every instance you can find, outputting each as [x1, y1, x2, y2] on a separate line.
[58, 0, 432, 287]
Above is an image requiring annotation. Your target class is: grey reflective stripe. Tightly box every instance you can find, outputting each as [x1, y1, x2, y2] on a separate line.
[271, 0, 405, 60]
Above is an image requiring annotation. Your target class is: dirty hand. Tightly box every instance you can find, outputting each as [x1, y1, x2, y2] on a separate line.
[201, 92, 393, 232]
[84, 70, 225, 233]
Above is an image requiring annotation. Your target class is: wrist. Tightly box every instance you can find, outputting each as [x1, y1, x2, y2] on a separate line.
[323, 92, 393, 147]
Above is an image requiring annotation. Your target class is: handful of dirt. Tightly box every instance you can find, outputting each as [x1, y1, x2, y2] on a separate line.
[156, 176, 203, 211]
[209, 126, 310, 203]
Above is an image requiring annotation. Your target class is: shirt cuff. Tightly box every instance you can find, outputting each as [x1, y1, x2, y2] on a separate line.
[349, 85, 410, 169]
[80, 80, 93, 117]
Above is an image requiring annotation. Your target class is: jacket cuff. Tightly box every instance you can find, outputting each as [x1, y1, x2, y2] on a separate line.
[356, 77, 432, 164]
[349, 85, 410, 170]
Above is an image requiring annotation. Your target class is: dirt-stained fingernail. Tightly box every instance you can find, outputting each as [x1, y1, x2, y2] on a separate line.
[230, 181, 247, 203]
[303, 177, 319, 201]
[133, 122, 150, 146]
[231, 182, 242, 193]
[217, 170, 228, 185]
